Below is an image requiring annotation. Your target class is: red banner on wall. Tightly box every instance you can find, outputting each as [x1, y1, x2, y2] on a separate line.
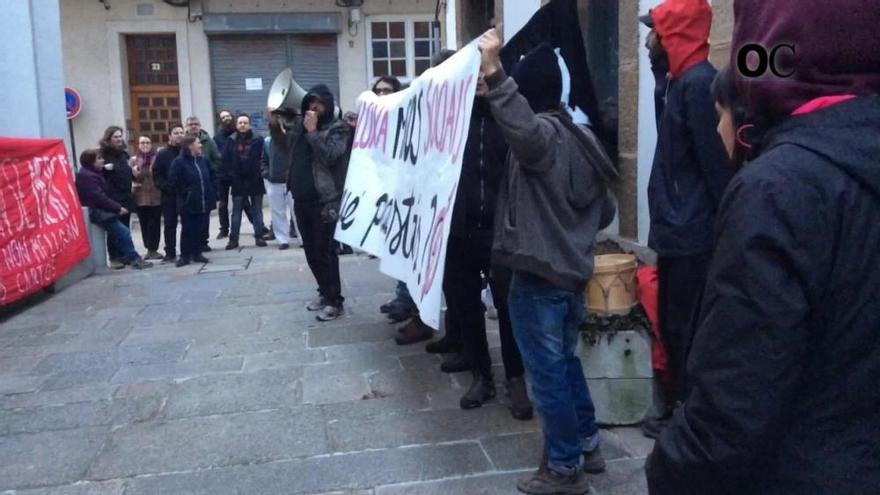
[1, 137, 91, 306]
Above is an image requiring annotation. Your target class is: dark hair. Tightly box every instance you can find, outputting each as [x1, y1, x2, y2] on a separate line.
[99, 126, 124, 151]
[179, 136, 198, 149]
[712, 65, 776, 168]
[431, 49, 456, 68]
[372, 76, 402, 94]
[170, 123, 185, 133]
[80, 148, 100, 169]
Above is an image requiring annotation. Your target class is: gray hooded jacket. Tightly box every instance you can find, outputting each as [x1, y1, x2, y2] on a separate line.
[486, 71, 613, 292]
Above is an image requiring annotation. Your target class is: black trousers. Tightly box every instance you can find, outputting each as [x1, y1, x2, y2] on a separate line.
[657, 252, 712, 405]
[136, 205, 162, 252]
[444, 232, 526, 380]
[107, 213, 131, 260]
[180, 212, 207, 258]
[294, 199, 343, 307]
[162, 200, 178, 257]
[489, 264, 526, 379]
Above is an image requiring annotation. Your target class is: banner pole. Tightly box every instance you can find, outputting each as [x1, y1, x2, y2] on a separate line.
[69, 119, 78, 171]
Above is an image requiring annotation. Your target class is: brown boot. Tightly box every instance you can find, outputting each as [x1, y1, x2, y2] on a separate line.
[394, 315, 434, 345]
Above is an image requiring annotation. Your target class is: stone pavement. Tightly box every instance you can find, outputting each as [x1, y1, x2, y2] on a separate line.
[0, 213, 652, 494]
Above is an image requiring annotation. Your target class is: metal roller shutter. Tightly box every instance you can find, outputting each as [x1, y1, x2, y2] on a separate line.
[209, 34, 339, 134]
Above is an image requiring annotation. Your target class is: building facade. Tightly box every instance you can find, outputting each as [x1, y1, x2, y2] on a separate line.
[60, 0, 442, 150]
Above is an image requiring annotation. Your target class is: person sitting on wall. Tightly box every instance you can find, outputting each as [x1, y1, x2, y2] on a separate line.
[75, 149, 153, 270]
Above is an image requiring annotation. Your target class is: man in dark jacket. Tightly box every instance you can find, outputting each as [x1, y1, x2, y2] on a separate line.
[289, 84, 350, 322]
[153, 125, 185, 262]
[646, 1, 880, 493]
[99, 127, 135, 268]
[481, 32, 615, 494]
[644, 0, 733, 433]
[222, 115, 267, 250]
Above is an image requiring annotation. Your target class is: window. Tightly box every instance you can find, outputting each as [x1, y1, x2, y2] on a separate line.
[368, 17, 440, 84]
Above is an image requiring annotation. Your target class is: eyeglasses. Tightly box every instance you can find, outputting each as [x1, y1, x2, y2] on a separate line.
[374, 88, 394, 95]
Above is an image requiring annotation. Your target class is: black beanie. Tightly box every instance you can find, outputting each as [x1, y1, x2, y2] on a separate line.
[511, 43, 562, 113]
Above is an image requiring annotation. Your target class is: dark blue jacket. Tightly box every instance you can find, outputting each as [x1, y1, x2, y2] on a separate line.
[170, 149, 217, 215]
[647, 61, 733, 256]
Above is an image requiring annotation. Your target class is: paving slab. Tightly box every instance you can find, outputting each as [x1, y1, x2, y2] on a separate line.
[163, 369, 302, 418]
[4, 480, 125, 495]
[0, 427, 109, 490]
[110, 357, 243, 384]
[88, 408, 328, 480]
[123, 442, 493, 495]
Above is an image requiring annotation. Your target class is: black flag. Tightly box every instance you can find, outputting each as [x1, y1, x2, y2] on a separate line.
[500, 0, 606, 141]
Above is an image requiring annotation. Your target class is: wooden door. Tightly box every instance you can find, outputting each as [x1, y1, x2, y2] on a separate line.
[126, 35, 181, 149]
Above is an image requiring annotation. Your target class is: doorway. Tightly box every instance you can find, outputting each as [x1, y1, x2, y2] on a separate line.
[126, 34, 181, 149]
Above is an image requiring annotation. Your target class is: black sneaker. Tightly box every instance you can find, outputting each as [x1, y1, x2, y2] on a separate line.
[460, 372, 496, 410]
[316, 305, 344, 322]
[216, 231, 229, 240]
[225, 240, 239, 250]
[278, 243, 290, 251]
[193, 254, 210, 264]
[306, 297, 328, 312]
[255, 237, 268, 247]
[161, 254, 177, 263]
[175, 256, 191, 268]
[201, 245, 212, 253]
[394, 316, 434, 345]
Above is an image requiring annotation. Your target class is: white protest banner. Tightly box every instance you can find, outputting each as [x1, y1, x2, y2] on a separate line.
[335, 44, 480, 329]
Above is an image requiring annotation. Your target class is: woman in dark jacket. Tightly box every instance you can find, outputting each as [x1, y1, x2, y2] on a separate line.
[646, 1, 880, 493]
[170, 136, 217, 267]
[75, 149, 151, 270]
[99, 126, 135, 268]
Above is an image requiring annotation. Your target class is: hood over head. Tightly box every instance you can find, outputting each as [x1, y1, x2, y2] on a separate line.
[511, 43, 562, 113]
[651, 0, 712, 79]
[302, 84, 337, 128]
[732, 0, 880, 119]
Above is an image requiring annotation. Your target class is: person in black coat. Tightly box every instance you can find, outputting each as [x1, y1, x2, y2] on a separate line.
[646, 1, 880, 493]
[222, 115, 267, 249]
[643, 0, 734, 435]
[153, 125, 186, 262]
[99, 126, 136, 267]
[170, 136, 217, 267]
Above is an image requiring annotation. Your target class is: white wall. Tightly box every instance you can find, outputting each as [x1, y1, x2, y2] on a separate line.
[502, 0, 542, 40]
[637, 0, 664, 244]
[60, 0, 435, 154]
[0, 0, 67, 141]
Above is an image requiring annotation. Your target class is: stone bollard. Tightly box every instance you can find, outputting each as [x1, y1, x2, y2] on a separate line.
[578, 329, 653, 425]
[85, 208, 109, 272]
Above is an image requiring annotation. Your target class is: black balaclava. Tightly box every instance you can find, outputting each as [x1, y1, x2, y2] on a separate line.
[510, 43, 562, 113]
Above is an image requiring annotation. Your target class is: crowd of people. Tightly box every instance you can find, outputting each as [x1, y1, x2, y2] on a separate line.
[70, 0, 880, 492]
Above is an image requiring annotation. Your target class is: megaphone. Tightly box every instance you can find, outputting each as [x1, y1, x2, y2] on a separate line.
[267, 68, 307, 115]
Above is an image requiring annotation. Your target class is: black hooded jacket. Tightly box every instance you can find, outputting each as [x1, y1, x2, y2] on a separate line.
[450, 98, 508, 238]
[153, 144, 181, 203]
[646, 97, 880, 494]
[299, 84, 351, 222]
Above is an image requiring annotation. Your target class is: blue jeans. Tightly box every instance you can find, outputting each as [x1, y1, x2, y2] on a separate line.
[101, 219, 139, 263]
[509, 271, 599, 474]
[230, 194, 265, 242]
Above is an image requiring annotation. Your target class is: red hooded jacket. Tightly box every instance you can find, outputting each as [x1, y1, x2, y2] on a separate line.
[651, 0, 712, 79]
